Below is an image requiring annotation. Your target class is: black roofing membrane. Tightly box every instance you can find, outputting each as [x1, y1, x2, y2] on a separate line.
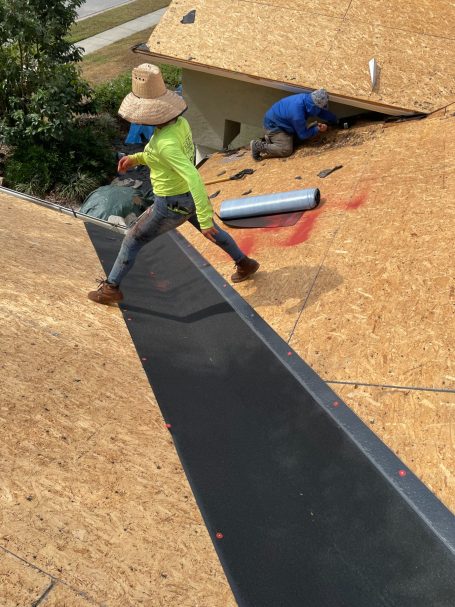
[87, 224, 455, 607]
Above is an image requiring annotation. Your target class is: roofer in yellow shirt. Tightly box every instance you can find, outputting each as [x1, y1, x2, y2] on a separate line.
[88, 64, 259, 305]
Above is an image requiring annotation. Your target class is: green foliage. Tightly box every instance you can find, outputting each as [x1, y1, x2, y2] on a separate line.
[92, 66, 182, 116]
[54, 172, 101, 204]
[92, 72, 131, 116]
[4, 145, 57, 196]
[160, 64, 181, 90]
[0, 1, 120, 202]
[4, 123, 115, 202]
[0, 0, 90, 145]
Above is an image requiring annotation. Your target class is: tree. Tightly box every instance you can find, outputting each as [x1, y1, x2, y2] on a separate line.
[0, 1, 116, 202]
[0, 0, 90, 144]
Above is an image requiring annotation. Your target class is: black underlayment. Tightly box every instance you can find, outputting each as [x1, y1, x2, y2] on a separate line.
[86, 224, 455, 607]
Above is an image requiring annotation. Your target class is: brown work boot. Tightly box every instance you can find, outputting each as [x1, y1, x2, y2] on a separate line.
[88, 279, 123, 305]
[231, 257, 260, 283]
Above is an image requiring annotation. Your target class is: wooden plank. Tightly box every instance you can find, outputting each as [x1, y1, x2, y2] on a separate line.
[40, 583, 94, 606]
[0, 550, 51, 607]
[0, 195, 235, 606]
[149, 0, 342, 92]
[320, 19, 455, 113]
[147, 0, 455, 112]
[243, 0, 350, 17]
[347, 0, 455, 39]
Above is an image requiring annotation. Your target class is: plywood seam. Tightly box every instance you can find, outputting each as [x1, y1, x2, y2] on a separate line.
[0, 545, 100, 606]
[286, 226, 342, 344]
[327, 380, 455, 394]
[344, 17, 455, 42]
[288, 130, 382, 349]
[31, 580, 55, 607]
[235, 0, 341, 20]
[0, 545, 53, 582]
[343, 0, 354, 18]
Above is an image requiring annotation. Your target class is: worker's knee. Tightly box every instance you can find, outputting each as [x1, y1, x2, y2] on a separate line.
[275, 144, 293, 158]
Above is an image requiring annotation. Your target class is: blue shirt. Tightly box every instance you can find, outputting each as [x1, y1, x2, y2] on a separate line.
[264, 93, 338, 140]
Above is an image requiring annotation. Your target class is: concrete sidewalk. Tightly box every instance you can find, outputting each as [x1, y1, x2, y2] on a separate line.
[78, 7, 167, 54]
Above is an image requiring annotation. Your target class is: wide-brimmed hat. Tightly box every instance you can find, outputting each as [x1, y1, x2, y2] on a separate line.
[118, 63, 187, 126]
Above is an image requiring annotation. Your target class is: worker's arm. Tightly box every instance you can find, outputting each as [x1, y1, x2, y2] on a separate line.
[117, 153, 144, 173]
[160, 143, 214, 230]
[293, 118, 319, 140]
[127, 151, 147, 165]
[314, 107, 338, 124]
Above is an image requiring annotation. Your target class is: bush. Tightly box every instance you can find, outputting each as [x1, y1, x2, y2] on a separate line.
[92, 72, 131, 116]
[92, 65, 182, 116]
[4, 123, 116, 203]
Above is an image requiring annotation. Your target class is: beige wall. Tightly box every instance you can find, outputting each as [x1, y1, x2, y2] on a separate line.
[182, 69, 363, 152]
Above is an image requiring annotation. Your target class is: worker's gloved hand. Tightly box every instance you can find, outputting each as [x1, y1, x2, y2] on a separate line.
[118, 155, 135, 174]
[201, 226, 219, 243]
[317, 123, 328, 133]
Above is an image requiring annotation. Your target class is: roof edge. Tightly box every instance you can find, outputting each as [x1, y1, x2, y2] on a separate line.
[135, 46, 419, 116]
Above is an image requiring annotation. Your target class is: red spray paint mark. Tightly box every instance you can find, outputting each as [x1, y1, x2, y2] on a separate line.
[332, 401, 340, 408]
[346, 192, 368, 210]
[165, 423, 172, 429]
[398, 469, 407, 477]
[237, 233, 256, 257]
[155, 280, 171, 292]
[283, 210, 322, 246]
[216, 532, 224, 539]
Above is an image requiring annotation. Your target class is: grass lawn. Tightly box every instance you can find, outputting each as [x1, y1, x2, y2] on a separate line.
[70, 0, 169, 43]
[82, 28, 155, 84]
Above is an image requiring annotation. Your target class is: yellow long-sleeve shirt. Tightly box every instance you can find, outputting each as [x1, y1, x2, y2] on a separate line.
[130, 117, 213, 229]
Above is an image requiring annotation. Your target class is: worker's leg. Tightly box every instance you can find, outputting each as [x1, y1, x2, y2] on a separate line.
[88, 197, 187, 303]
[251, 129, 294, 160]
[261, 129, 294, 158]
[188, 215, 244, 262]
[188, 214, 260, 283]
[108, 196, 188, 286]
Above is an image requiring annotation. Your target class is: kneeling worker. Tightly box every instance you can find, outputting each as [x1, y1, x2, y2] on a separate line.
[250, 89, 337, 161]
[88, 64, 259, 305]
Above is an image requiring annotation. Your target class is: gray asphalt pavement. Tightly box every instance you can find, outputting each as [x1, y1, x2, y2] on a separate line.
[77, 0, 135, 21]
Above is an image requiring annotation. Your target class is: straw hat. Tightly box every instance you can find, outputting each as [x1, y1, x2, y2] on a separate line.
[118, 63, 187, 126]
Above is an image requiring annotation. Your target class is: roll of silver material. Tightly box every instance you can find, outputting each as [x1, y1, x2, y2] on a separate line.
[219, 188, 320, 220]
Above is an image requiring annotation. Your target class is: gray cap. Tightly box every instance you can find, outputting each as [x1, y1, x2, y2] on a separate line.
[311, 88, 329, 108]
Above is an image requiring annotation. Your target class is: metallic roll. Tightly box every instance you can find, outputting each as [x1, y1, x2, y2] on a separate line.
[219, 188, 320, 219]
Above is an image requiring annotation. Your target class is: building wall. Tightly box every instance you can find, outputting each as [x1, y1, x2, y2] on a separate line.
[182, 69, 361, 153]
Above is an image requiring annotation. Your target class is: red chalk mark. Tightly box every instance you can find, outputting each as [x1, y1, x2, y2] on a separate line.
[283, 210, 322, 246]
[155, 279, 170, 292]
[215, 532, 224, 539]
[165, 423, 172, 429]
[237, 233, 256, 257]
[398, 469, 407, 477]
[332, 401, 340, 408]
[287, 351, 293, 356]
[346, 192, 368, 210]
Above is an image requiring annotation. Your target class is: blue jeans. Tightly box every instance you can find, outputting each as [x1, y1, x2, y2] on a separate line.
[108, 193, 246, 286]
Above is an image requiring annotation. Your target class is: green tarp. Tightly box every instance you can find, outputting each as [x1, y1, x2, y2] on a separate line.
[80, 185, 153, 221]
